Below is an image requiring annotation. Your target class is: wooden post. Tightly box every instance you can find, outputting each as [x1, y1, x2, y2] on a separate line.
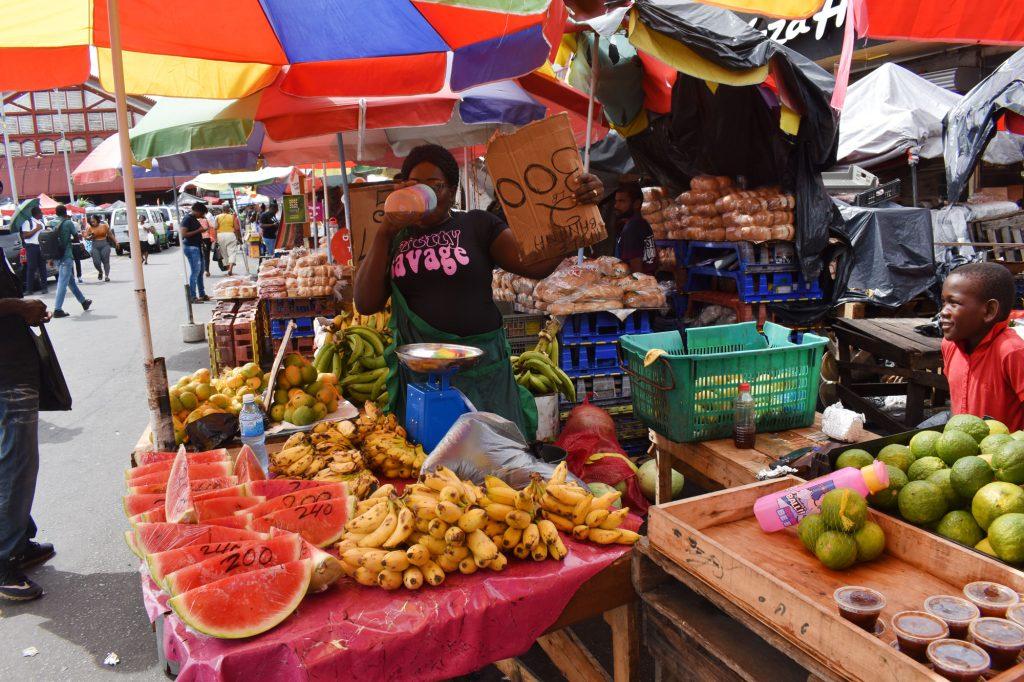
[107, 0, 175, 450]
[604, 602, 641, 682]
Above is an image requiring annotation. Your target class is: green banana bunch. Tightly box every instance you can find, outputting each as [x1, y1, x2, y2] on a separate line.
[511, 320, 575, 401]
[314, 325, 391, 408]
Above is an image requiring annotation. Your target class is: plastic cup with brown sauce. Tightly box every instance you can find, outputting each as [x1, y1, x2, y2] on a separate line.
[968, 617, 1024, 670]
[1005, 602, 1024, 628]
[924, 595, 981, 639]
[926, 639, 991, 681]
[962, 581, 1020, 618]
[891, 611, 949, 662]
[834, 586, 886, 633]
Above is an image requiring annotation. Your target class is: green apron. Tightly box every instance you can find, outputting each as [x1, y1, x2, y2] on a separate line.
[384, 285, 537, 441]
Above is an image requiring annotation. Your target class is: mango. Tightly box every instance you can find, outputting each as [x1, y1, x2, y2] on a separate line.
[283, 365, 302, 388]
[318, 373, 338, 386]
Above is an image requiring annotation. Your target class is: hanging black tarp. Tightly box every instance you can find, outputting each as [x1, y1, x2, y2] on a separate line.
[944, 48, 1024, 203]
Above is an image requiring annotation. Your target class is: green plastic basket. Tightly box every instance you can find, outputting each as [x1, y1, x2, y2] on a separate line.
[619, 322, 826, 443]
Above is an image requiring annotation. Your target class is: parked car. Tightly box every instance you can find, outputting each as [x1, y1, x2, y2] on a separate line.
[111, 207, 168, 254]
[0, 225, 58, 284]
[158, 206, 180, 245]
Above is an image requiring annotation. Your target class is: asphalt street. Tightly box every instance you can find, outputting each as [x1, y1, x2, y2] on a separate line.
[0, 246, 212, 679]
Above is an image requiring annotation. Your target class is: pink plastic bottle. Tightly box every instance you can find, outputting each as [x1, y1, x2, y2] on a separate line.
[383, 184, 437, 220]
[753, 461, 890, 532]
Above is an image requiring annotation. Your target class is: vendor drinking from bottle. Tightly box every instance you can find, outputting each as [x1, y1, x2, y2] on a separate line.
[354, 144, 603, 440]
[940, 262, 1024, 431]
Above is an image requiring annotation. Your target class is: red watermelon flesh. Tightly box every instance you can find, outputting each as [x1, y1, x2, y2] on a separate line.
[134, 523, 267, 555]
[252, 499, 350, 547]
[127, 476, 239, 496]
[129, 507, 167, 525]
[136, 448, 229, 466]
[193, 484, 250, 501]
[233, 445, 266, 483]
[147, 539, 272, 583]
[128, 462, 232, 487]
[204, 513, 253, 530]
[194, 496, 264, 521]
[167, 559, 312, 639]
[164, 535, 302, 596]
[241, 483, 348, 520]
[123, 493, 165, 517]
[248, 479, 336, 499]
[164, 448, 196, 524]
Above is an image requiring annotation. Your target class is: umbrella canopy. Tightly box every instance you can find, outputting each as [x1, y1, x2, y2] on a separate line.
[853, 0, 1024, 45]
[183, 167, 304, 193]
[0, 0, 561, 98]
[7, 197, 39, 229]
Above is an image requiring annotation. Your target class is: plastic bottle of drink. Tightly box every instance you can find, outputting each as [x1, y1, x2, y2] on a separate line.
[753, 461, 890, 532]
[733, 382, 756, 449]
[383, 184, 437, 220]
[238, 394, 269, 472]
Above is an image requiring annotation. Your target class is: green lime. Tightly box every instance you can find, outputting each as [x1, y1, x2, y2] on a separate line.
[835, 449, 874, 470]
[877, 444, 915, 473]
[972, 482, 1024, 530]
[910, 430, 941, 459]
[935, 510, 985, 547]
[935, 430, 981, 465]
[814, 531, 858, 570]
[950, 456, 995, 499]
[898, 480, 948, 525]
[908, 456, 947, 482]
[797, 514, 826, 553]
[981, 434, 1014, 455]
[987, 419, 1010, 436]
[945, 414, 991, 443]
[820, 488, 868, 533]
[992, 441, 1024, 485]
[869, 465, 908, 510]
[927, 469, 962, 509]
[853, 521, 886, 562]
[987, 513, 1024, 563]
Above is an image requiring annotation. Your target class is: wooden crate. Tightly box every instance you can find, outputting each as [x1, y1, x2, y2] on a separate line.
[970, 212, 1024, 262]
[647, 477, 1024, 682]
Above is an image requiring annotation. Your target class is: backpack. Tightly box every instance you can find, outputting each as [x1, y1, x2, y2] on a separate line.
[38, 228, 62, 261]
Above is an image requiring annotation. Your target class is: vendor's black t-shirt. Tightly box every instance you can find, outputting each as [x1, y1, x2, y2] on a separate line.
[0, 257, 40, 386]
[391, 210, 507, 337]
[260, 210, 279, 239]
[616, 215, 656, 275]
[180, 214, 203, 247]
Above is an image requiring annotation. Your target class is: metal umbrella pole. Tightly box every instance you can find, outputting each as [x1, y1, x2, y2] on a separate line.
[578, 34, 599, 266]
[53, 88, 75, 203]
[334, 132, 354, 267]
[173, 176, 204, 343]
[321, 161, 329, 251]
[0, 95, 18, 203]
[107, 0, 175, 449]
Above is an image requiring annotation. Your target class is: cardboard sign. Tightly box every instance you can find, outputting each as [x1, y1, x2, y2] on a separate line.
[281, 194, 306, 224]
[485, 113, 606, 263]
[347, 181, 396, 266]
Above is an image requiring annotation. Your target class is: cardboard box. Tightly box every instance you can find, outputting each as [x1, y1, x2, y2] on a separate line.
[485, 113, 606, 263]
[347, 181, 397, 266]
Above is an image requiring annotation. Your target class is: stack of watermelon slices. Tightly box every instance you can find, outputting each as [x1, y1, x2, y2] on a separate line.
[122, 446, 353, 638]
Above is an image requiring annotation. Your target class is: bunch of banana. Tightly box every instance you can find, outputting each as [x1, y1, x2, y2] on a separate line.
[325, 305, 391, 339]
[268, 439, 319, 478]
[483, 473, 567, 561]
[269, 430, 379, 496]
[313, 323, 390, 409]
[351, 403, 404, 445]
[511, 320, 575, 401]
[361, 430, 426, 479]
[538, 462, 640, 546]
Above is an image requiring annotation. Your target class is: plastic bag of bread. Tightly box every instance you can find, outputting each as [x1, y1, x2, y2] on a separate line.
[574, 282, 627, 302]
[740, 226, 772, 242]
[766, 195, 796, 210]
[690, 175, 733, 192]
[534, 266, 601, 302]
[705, 227, 726, 241]
[641, 186, 666, 202]
[677, 190, 719, 206]
[771, 225, 795, 241]
[592, 256, 630, 278]
[690, 203, 719, 218]
[624, 289, 665, 308]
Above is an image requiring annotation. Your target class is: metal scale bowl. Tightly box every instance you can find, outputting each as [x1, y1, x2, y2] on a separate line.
[397, 343, 485, 452]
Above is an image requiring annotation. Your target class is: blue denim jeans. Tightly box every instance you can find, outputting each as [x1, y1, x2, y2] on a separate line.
[54, 255, 86, 311]
[263, 237, 276, 256]
[184, 245, 206, 298]
[0, 383, 40, 563]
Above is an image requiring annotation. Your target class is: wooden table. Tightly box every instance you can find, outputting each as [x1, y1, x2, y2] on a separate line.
[651, 414, 867, 500]
[832, 317, 946, 433]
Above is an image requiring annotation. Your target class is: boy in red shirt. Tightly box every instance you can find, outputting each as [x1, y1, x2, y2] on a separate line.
[940, 262, 1024, 431]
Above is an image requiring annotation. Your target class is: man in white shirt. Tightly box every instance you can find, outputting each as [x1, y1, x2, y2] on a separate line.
[20, 207, 47, 295]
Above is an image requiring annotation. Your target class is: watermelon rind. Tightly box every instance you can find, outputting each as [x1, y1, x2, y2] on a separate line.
[233, 445, 266, 483]
[128, 462, 232, 487]
[133, 523, 267, 555]
[163, 535, 302, 596]
[136, 448, 229, 466]
[164, 448, 196, 524]
[125, 530, 143, 558]
[127, 476, 239, 496]
[168, 559, 312, 639]
[300, 541, 345, 593]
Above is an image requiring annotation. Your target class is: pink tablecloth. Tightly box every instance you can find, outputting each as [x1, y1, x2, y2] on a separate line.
[140, 537, 631, 681]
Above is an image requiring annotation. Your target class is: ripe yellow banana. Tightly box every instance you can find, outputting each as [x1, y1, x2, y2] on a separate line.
[406, 543, 430, 566]
[358, 502, 398, 548]
[485, 503, 515, 521]
[547, 483, 588, 505]
[505, 510, 532, 530]
[541, 494, 576, 516]
[382, 550, 410, 572]
[467, 530, 498, 562]
[354, 497, 386, 515]
[458, 557, 478, 575]
[353, 566, 377, 587]
[436, 554, 460, 573]
[485, 487, 517, 506]
[585, 509, 610, 527]
[457, 508, 487, 533]
[513, 543, 530, 560]
[572, 497, 592, 526]
[548, 461, 568, 485]
[445, 527, 466, 547]
[377, 569, 403, 590]
[615, 529, 640, 545]
[522, 523, 540, 551]
[542, 511, 575, 533]
[572, 525, 590, 542]
[346, 499, 390, 533]
[531, 541, 548, 562]
[589, 491, 621, 512]
[489, 553, 508, 571]
[403, 566, 424, 590]
[427, 519, 448, 539]
[548, 536, 568, 560]
[537, 519, 559, 545]
[587, 528, 621, 544]
[422, 561, 445, 586]
[439, 485, 462, 504]
[501, 527, 523, 550]
[382, 506, 414, 549]
[599, 508, 630, 530]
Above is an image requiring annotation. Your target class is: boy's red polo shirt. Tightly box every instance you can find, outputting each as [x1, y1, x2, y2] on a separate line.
[942, 321, 1024, 431]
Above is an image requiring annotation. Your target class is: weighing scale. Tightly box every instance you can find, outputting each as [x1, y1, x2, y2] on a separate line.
[397, 343, 485, 452]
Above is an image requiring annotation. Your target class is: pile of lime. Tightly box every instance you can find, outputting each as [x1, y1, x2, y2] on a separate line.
[849, 413, 1024, 564]
[797, 488, 885, 570]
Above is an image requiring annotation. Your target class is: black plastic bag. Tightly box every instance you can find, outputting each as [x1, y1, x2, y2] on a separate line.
[185, 412, 239, 451]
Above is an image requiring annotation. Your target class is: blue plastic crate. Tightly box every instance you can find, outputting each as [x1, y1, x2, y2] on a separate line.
[270, 317, 315, 339]
[687, 267, 823, 303]
[593, 344, 618, 369]
[560, 310, 656, 343]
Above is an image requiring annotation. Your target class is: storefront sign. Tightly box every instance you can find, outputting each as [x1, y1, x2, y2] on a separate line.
[281, 195, 306, 224]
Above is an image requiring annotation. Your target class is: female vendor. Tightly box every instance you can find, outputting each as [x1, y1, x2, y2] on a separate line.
[353, 144, 603, 440]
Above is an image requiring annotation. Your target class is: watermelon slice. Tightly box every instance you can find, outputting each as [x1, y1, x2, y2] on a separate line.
[194, 484, 250, 501]
[128, 462, 232, 487]
[123, 493, 165, 517]
[164, 448, 196, 524]
[233, 445, 266, 483]
[299, 539, 345, 593]
[133, 523, 267, 555]
[136, 448, 229, 466]
[128, 476, 239, 496]
[168, 559, 312, 639]
[204, 513, 253, 529]
[241, 483, 348, 520]
[129, 507, 167, 525]
[147, 539, 270, 583]
[248, 479, 336, 499]
[164, 535, 302, 596]
[125, 530, 143, 558]
[251, 499, 351, 547]
[194, 496, 264, 521]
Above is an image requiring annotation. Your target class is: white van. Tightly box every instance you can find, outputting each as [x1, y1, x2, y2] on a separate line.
[111, 207, 169, 255]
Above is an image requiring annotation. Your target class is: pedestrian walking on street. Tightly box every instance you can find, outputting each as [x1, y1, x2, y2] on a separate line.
[0, 254, 56, 601]
[85, 214, 114, 281]
[70, 218, 86, 283]
[51, 205, 92, 319]
[260, 200, 280, 255]
[199, 210, 215, 276]
[180, 203, 209, 303]
[215, 205, 242, 276]
[20, 207, 47, 295]
[139, 213, 156, 265]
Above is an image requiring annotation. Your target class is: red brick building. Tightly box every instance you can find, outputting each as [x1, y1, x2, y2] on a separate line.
[0, 78, 176, 203]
